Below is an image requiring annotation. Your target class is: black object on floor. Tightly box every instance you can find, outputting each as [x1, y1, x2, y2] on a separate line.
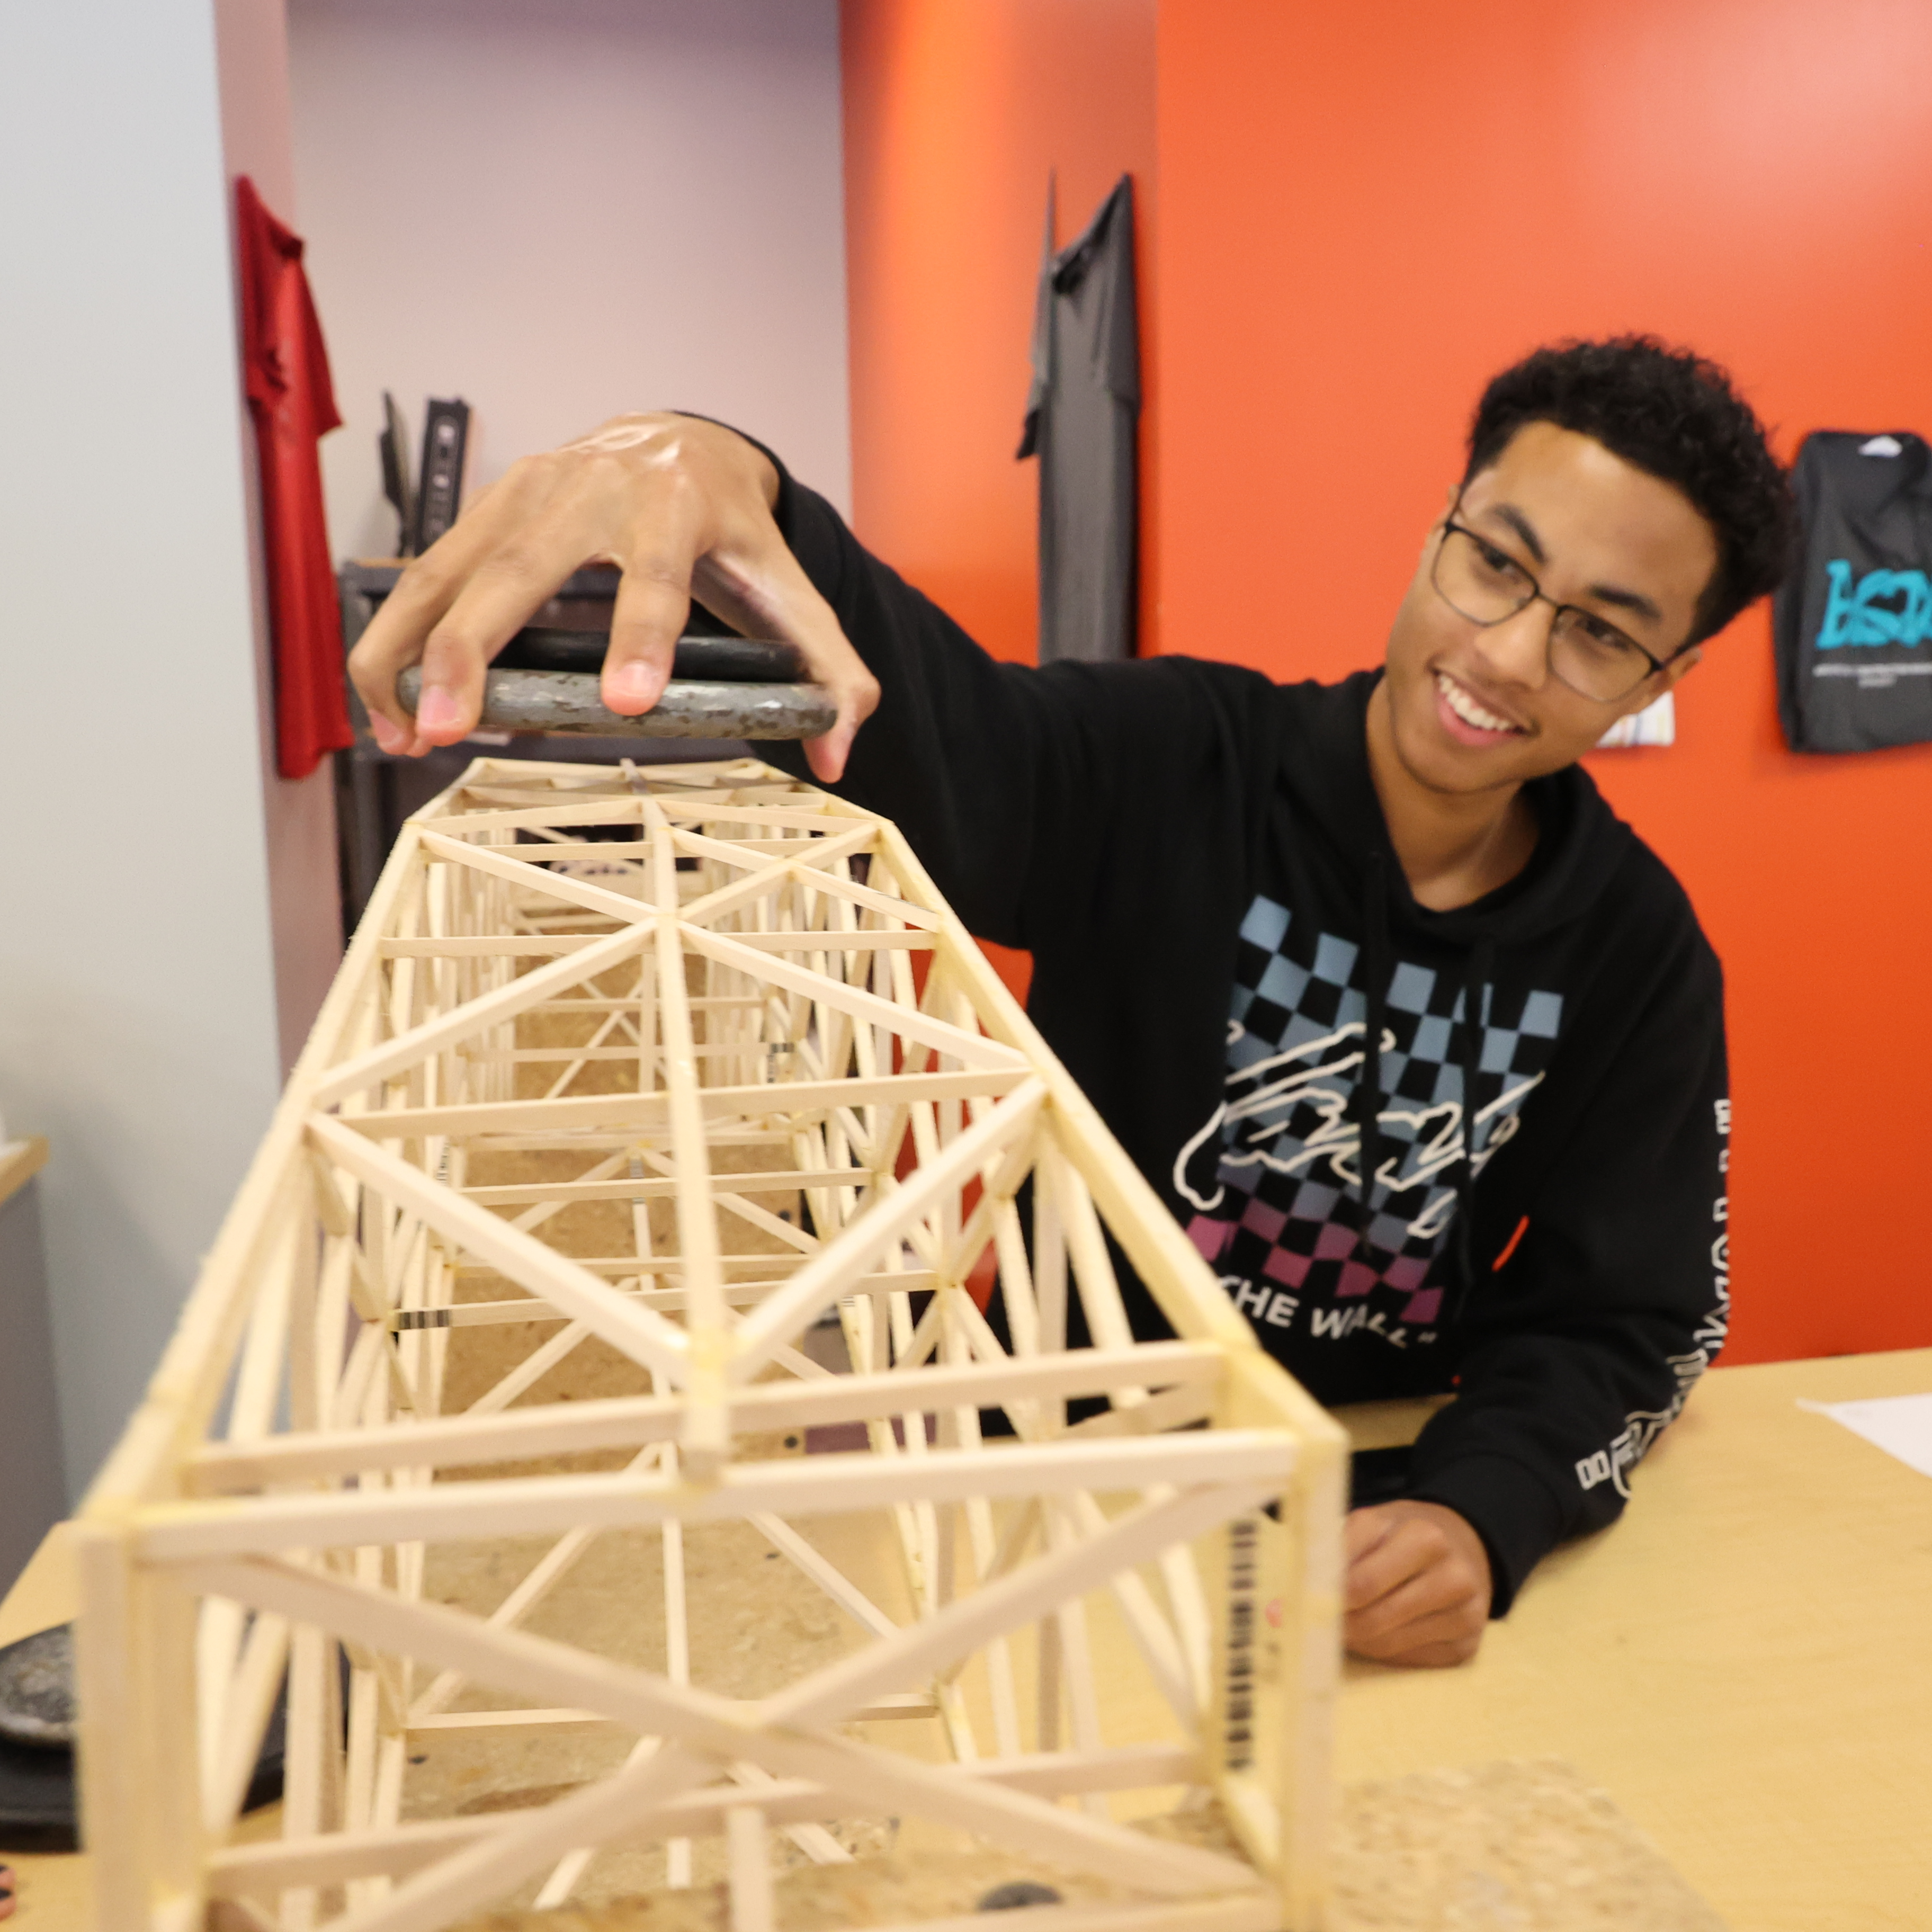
[978, 1881, 1064, 1910]
[0, 1624, 288, 1853]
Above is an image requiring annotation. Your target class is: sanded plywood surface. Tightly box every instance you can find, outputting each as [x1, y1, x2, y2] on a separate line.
[435, 1761, 1723, 1932]
[1330, 1760, 1723, 1930]
[1338, 1349, 1932, 1932]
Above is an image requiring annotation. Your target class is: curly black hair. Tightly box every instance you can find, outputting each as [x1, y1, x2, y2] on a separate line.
[1464, 335, 1792, 645]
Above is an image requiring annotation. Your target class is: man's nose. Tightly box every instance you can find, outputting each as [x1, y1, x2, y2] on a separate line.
[1470, 600, 1551, 687]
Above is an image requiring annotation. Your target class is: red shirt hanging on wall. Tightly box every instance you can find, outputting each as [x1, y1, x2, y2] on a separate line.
[234, 175, 352, 780]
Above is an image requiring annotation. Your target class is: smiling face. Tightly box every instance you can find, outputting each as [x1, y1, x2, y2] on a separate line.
[1378, 422, 1721, 796]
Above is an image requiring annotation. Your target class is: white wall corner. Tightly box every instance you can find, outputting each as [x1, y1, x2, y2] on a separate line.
[214, 0, 347, 1075]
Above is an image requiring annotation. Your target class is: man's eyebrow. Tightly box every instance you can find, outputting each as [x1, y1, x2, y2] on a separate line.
[1482, 502, 1546, 566]
[1582, 582, 1663, 627]
[1479, 501, 1665, 629]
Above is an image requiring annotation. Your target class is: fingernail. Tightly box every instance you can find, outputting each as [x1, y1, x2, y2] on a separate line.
[417, 686, 461, 734]
[609, 661, 655, 710]
[369, 713, 405, 752]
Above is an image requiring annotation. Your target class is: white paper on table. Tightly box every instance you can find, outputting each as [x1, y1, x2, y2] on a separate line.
[1797, 1393, 1932, 1480]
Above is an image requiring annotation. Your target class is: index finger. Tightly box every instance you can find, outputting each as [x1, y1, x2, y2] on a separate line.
[347, 490, 508, 749]
[347, 459, 594, 750]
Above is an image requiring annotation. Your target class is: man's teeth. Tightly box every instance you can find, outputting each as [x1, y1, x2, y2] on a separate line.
[1437, 672, 1515, 735]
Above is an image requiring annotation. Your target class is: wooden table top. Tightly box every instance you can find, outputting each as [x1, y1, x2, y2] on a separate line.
[1335, 1346, 1932, 1931]
[4, 1346, 1927, 1929]
[0, 1138, 47, 1213]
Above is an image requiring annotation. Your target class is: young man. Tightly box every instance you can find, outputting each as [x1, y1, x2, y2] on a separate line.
[352, 337, 1790, 1668]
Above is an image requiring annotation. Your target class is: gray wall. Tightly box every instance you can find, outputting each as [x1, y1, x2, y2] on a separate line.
[0, 1, 291, 1497]
[0, 1180, 66, 1594]
[288, 0, 854, 552]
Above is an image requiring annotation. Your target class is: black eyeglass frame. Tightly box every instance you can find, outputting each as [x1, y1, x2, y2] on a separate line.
[1431, 496, 1694, 703]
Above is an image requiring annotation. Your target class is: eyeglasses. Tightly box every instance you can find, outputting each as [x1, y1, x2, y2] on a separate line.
[1431, 502, 1685, 703]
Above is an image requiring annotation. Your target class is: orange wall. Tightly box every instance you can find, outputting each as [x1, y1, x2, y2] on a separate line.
[841, 0, 1158, 1001]
[1155, 2, 1932, 1363]
[840, 0, 1158, 667]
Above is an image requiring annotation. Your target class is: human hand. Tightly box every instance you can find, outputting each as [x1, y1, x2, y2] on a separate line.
[346, 412, 880, 783]
[1343, 1499, 1492, 1668]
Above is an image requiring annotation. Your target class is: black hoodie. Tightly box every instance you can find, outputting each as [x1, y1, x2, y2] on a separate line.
[765, 464, 1731, 1613]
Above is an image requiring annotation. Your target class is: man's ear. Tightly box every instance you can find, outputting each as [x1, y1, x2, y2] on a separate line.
[1657, 644, 1703, 692]
[1612, 645, 1703, 723]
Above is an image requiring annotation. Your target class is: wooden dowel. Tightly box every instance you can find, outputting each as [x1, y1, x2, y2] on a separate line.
[654, 800, 876, 835]
[194, 1595, 246, 1818]
[336, 1065, 1023, 1143]
[144, 1431, 1294, 1562]
[279, 1623, 334, 1931]
[406, 1706, 606, 1731]
[1058, 1492, 1195, 1730]
[379, 936, 610, 958]
[409, 1436, 664, 1722]
[309, 1115, 691, 1385]
[461, 1316, 590, 1418]
[224, 1215, 298, 1443]
[73, 1525, 157, 1924]
[204, 1611, 290, 1833]
[651, 825, 729, 1473]
[730, 1080, 1046, 1381]
[726, 1805, 774, 1932]
[1044, 1141, 1138, 1356]
[327, 1741, 712, 1932]
[761, 1478, 1275, 1736]
[459, 1167, 851, 1205]
[415, 795, 647, 838]
[310, 922, 647, 1108]
[675, 824, 874, 928]
[665, 927, 937, 954]
[681, 924, 1021, 1073]
[749, 1513, 899, 1640]
[210, 1741, 1201, 1894]
[418, 829, 658, 928]
[133, 1574, 208, 1912]
[187, 1340, 1217, 1492]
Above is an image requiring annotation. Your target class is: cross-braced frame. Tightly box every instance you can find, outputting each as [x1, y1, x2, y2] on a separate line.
[74, 757, 1346, 1932]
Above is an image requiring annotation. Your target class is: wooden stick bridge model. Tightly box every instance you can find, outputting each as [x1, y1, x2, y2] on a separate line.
[73, 756, 1346, 1932]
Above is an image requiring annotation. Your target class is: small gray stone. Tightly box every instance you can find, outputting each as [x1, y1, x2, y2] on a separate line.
[0, 1623, 76, 1749]
[976, 1881, 1063, 1911]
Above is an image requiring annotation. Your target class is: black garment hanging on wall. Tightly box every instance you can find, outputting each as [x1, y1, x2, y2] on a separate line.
[1017, 174, 1141, 664]
[1773, 429, 1932, 752]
